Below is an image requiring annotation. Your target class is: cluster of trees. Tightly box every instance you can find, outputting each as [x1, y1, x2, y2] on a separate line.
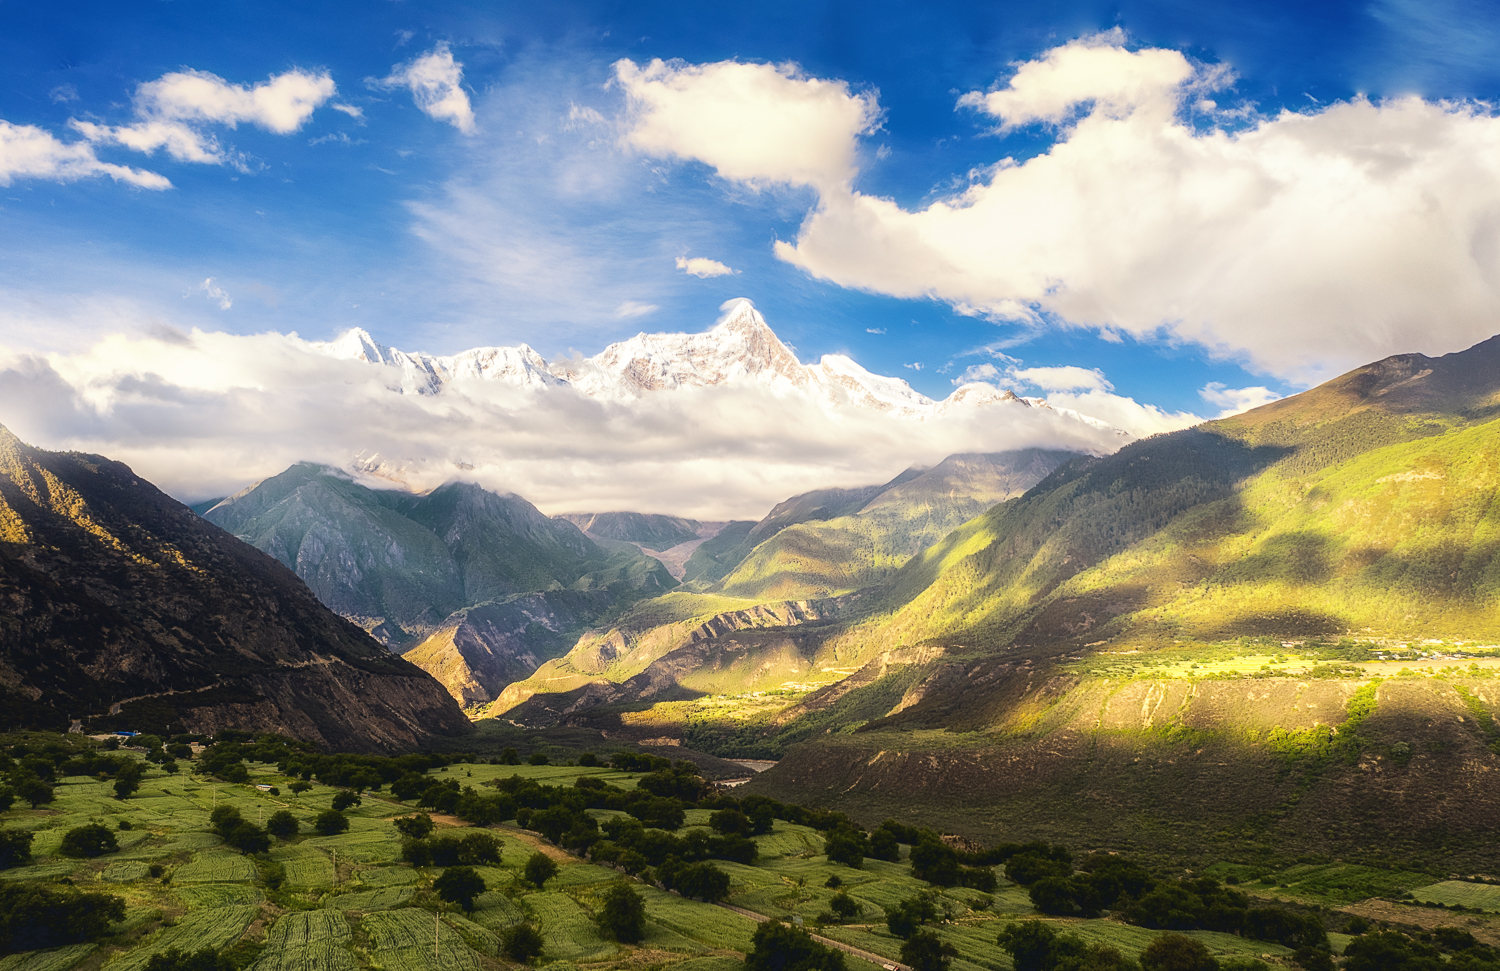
[0, 881, 124, 954]
[1009, 847, 1326, 952]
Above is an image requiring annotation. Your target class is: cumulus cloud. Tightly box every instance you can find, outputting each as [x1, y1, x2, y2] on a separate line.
[956, 29, 1203, 127]
[0, 320, 1142, 519]
[623, 39, 1500, 385]
[675, 255, 735, 278]
[1200, 381, 1281, 416]
[0, 120, 170, 189]
[374, 44, 475, 133]
[614, 58, 880, 190]
[69, 67, 335, 168]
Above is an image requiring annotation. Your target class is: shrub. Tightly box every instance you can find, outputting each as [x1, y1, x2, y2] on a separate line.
[60, 823, 119, 858]
[313, 810, 348, 836]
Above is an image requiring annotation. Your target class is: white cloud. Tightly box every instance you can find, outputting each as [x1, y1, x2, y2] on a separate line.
[0, 318, 1144, 519]
[866, 327, 886, 335]
[69, 68, 335, 168]
[331, 103, 365, 119]
[614, 58, 880, 190]
[1010, 365, 1111, 393]
[903, 361, 923, 371]
[133, 68, 335, 133]
[953, 363, 1000, 384]
[956, 29, 1212, 128]
[1199, 382, 1281, 416]
[1042, 389, 1202, 438]
[566, 103, 606, 128]
[610, 38, 1500, 386]
[374, 44, 475, 133]
[614, 300, 658, 318]
[0, 120, 170, 189]
[675, 255, 735, 278]
[198, 278, 232, 310]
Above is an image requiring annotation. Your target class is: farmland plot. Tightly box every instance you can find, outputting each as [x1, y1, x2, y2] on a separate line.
[252, 911, 356, 971]
[527, 891, 615, 961]
[108, 904, 259, 971]
[361, 908, 488, 971]
[0, 944, 96, 971]
[174, 849, 257, 883]
[273, 845, 336, 889]
[1411, 880, 1500, 911]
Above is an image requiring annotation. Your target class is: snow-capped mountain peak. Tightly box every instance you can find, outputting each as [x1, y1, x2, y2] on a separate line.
[307, 300, 1120, 433]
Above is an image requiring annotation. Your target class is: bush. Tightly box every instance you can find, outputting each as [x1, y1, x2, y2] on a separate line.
[313, 810, 349, 836]
[265, 810, 299, 840]
[524, 851, 558, 887]
[597, 883, 646, 943]
[501, 923, 544, 963]
[745, 920, 845, 971]
[59, 823, 119, 858]
[434, 865, 486, 912]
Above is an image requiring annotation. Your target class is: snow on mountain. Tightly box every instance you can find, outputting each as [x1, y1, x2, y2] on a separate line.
[313, 297, 1099, 429]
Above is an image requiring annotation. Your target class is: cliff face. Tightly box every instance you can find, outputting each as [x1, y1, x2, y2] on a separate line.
[0, 425, 469, 752]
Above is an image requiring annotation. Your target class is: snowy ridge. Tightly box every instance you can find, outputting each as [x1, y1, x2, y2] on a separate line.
[313, 298, 1115, 428]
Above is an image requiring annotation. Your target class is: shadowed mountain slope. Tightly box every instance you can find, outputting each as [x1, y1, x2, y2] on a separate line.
[0, 426, 469, 752]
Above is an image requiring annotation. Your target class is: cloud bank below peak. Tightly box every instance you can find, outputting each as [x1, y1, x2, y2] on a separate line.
[618, 34, 1500, 385]
[0, 302, 1166, 520]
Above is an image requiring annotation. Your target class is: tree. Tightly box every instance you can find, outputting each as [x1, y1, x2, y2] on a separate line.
[0, 882, 125, 952]
[824, 828, 865, 869]
[225, 822, 270, 855]
[744, 920, 846, 971]
[910, 839, 961, 886]
[597, 883, 646, 943]
[501, 923, 544, 963]
[331, 790, 361, 811]
[524, 851, 558, 887]
[826, 892, 862, 922]
[998, 920, 1062, 971]
[142, 948, 235, 971]
[1140, 934, 1219, 971]
[289, 780, 312, 795]
[113, 762, 144, 800]
[902, 930, 957, 971]
[15, 777, 53, 808]
[60, 823, 119, 858]
[887, 895, 939, 939]
[313, 810, 349, 836]
[394, 813, 434, 839]
[0, 830, 33, 870]
[710, 808, 753, 836]
[266, 810, 299, 840]
[672, 861, 731, 902]
[434, 865, 486, 912]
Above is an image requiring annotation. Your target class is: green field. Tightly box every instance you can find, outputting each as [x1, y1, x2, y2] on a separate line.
[1410, 881, 1500, 911]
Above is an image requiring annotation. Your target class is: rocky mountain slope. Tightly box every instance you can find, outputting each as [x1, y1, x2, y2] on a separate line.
[0, 425, 469, 752]
[203, 464, 674, 707]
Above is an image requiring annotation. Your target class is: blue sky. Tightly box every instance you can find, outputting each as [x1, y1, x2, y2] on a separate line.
[3, 0, 1500, 513]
